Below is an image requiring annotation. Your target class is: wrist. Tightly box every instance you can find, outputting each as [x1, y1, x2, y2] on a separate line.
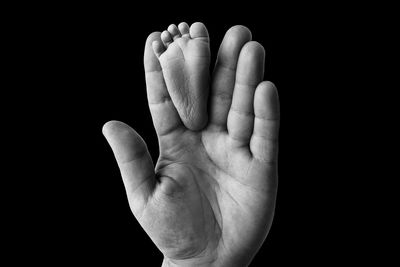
[161, 256, 249, 267]
[161, 257, 217, 267]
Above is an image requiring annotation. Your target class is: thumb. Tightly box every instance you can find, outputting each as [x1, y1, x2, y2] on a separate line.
[102, 120, 155, 216]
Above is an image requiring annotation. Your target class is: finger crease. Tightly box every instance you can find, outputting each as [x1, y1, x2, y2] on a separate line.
[230, 107, 254, 118]
[148, 97, 173, 106]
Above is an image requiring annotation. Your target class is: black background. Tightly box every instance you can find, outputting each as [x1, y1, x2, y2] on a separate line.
[5, 3, 385, 266]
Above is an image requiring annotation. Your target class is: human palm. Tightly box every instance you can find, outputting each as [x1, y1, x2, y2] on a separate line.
[103, 23, 279, 267]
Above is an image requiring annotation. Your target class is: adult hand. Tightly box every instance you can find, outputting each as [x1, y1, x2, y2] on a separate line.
[103, 24, 279, 267]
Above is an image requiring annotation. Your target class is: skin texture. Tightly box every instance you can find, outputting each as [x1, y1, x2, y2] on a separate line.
[103, 23, 280, 267]
[152, 22, 210, 130]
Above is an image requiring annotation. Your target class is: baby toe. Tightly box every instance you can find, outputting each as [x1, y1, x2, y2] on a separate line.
[167, 24, 181, 40]
[161, 30, 173, 47]
[152, 40, 165, 57]
[178, 22, 190, 37]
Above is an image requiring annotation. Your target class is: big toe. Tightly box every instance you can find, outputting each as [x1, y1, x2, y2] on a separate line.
[189, 22, 209, 41]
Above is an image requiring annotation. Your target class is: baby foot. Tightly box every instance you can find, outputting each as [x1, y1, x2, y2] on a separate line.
[152, 22, 210, 131]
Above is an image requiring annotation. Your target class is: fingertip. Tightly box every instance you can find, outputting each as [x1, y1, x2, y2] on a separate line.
[102, 120, 129, 139]
[258, 81, 278, 101]
[236, 41, 265, 86]
[227, 25, 252, 41]
[146, 31, 162, 45]
[144, 32, 163, 72]
[254, 81, 280, 120]
[240, 41, 265, 61]
[102, 120, 117, 136]
[215, 25, 252, 70]
[102, 120, 149, 164]
[258, 81, 277, 92]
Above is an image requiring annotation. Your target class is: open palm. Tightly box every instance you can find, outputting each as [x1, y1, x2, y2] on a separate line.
[103, 25, 279, 267]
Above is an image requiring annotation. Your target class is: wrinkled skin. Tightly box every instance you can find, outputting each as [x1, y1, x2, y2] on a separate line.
[153, 22, 210, 131]
[103, 23, 280, 267]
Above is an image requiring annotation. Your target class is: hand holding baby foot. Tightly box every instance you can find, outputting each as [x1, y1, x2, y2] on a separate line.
[103, 23, 279, 267]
